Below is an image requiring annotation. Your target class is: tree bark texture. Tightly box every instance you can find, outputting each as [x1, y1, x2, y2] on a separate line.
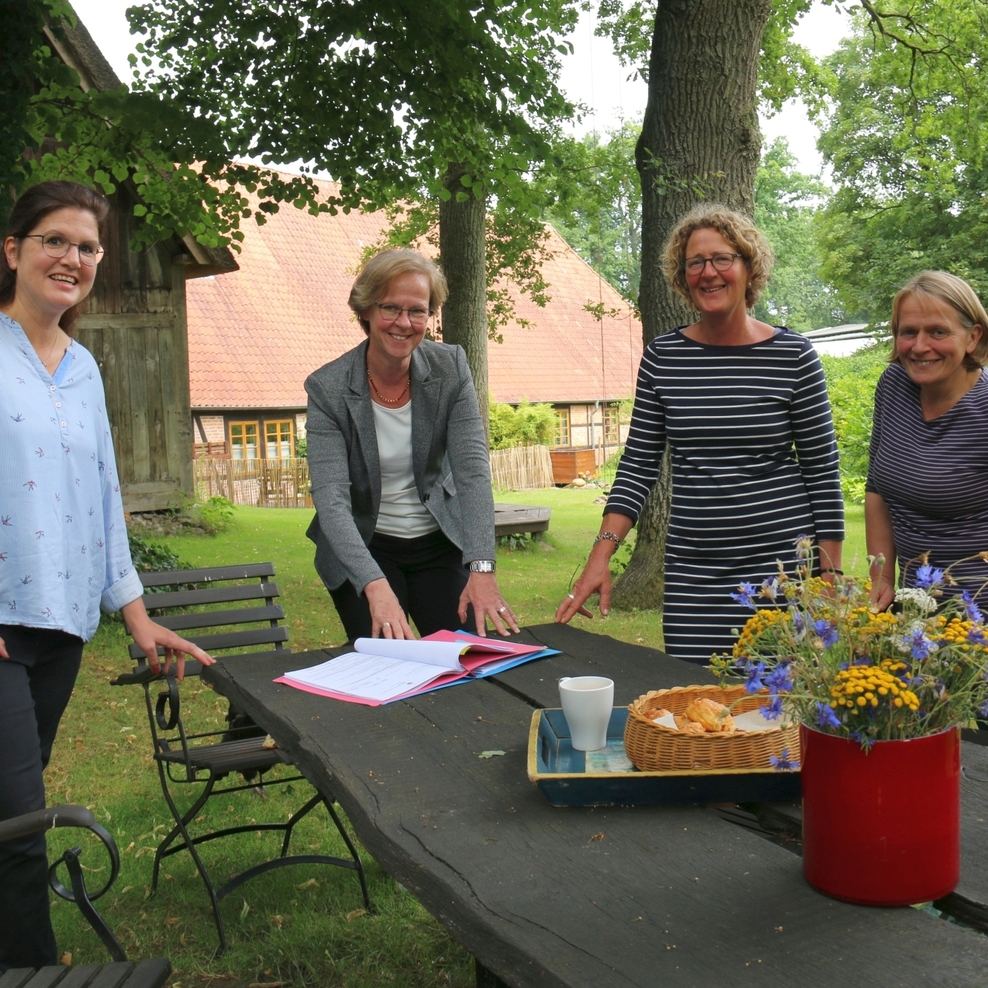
[439, 164, 490, 438]
[613, 0, 772, 613]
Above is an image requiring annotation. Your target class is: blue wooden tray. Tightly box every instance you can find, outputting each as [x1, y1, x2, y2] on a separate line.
[528, 707, 801, 807]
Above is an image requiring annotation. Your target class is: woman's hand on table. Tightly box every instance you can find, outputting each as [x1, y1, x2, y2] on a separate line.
[121, 597, 214, 681]
[458, 573, 520, 638]
[555, 546, 614, 623]
[364, 578, 415, 639]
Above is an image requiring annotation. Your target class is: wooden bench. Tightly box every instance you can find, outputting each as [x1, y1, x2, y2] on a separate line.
[0, 959, 171, 988]
[493, 503, 550, 539]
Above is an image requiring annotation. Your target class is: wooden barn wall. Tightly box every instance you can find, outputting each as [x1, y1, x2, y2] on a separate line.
[75, 192, 194, 512]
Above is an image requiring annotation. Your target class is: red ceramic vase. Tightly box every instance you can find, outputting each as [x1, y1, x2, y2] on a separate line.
[800, 724, 960, 906]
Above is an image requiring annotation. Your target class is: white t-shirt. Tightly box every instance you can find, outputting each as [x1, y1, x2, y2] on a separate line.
[371, 401, 440, 538]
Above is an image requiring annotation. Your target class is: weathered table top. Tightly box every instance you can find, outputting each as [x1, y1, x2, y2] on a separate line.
[493, 504, 551, 538]
[202, 623, 988, 988]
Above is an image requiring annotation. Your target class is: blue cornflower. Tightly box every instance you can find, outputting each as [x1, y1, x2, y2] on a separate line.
[812, 619, 839, 649]
[730, 582, 758, 610]
[962, 590, 985, 625]
[742, 660, 767, 694]
[769, 748, 800, 771]
[968, 626, 988, 647]
[979, 700, 988, 719]
[816, 702, 841, 730]
[765, 664, 794, 694]
[793, 534, 813, 560]
[914, 564, 945, 589]
[791, 611, 806, 635]
[906, 627, 936, 661]
[761, 695, 784, 720]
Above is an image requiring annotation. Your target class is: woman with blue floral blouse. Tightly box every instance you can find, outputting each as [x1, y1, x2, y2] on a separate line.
[0, 181, 212, 972]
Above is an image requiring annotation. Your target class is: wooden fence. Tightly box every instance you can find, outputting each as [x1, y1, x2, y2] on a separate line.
[193, 457, 314, 508]
[489, 445, 554, 490]
[194, 444, 555, 508]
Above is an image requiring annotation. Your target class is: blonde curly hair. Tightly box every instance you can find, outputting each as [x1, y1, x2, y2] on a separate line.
[661, 204, 774, 310]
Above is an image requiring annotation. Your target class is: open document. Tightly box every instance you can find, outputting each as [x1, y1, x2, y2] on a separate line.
[276, 631, 557, 705]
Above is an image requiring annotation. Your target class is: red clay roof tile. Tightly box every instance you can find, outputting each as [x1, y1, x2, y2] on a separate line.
[187, 174, 642, 409]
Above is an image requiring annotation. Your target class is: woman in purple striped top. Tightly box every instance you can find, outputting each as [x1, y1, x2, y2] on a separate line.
[866, 271, 988, 611]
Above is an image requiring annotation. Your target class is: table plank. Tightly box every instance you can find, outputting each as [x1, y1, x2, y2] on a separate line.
[202, 625, 988, 987]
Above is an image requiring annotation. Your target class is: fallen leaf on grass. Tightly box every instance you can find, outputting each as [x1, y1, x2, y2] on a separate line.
[60, 952, 72, 966]
[346, 908, 368, 921]
[297, 878, 319, 890]
[478, 750, 505, 759]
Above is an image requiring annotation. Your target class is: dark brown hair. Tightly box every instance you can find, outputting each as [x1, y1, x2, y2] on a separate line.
[1, 181, 110, 331]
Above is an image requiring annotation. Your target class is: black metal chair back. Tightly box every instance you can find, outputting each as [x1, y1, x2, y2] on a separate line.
[111, 562, 370, 953]
[0, 805, 171, 987]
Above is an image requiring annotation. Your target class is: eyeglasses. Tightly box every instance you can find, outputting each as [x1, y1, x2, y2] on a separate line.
[22, 234, 105, 266]
[684, 252, 743, 276]
[375, 302, 432, 327]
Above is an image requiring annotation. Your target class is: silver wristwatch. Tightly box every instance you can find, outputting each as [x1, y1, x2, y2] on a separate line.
[469, 559, 496, 573]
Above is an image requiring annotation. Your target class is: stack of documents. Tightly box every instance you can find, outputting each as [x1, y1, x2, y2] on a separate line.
[276, 630, 558, 705]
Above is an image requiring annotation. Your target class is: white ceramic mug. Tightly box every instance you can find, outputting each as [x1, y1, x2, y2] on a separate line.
[558, 676, 615, 751]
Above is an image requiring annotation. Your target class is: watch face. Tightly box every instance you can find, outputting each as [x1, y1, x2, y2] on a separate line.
[470, 560, 495, 573]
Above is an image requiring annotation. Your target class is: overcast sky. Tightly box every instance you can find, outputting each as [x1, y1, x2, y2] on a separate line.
[69, 0, 849, 175]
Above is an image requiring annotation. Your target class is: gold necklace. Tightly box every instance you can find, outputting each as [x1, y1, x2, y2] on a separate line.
[367, 369, 409, 404]
[40, 327, 62, 370]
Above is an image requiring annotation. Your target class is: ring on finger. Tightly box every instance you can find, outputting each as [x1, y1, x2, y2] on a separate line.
[566, 593, 575, 600]
[382, 621, 391, 627]
[497, 606, 508, 614]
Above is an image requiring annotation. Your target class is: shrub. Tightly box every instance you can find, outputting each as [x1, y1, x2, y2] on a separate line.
[820, 344, 887, 503]
[128, 534, 190, 573]
[488, 397, 556, 450]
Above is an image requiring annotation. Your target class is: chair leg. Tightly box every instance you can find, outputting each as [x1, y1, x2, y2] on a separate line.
[320, 797, 373, 913]
[279, 792, 323, 858]
[152, 765, 228, 954]
[56, 846, 129, 963]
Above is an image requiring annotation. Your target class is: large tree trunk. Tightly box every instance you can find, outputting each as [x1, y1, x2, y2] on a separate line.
[439, 163, 490, 437]
[612, 0, 772, 611]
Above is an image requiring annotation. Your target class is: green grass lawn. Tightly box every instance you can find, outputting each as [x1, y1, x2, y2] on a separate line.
[46, 491, 866, 987]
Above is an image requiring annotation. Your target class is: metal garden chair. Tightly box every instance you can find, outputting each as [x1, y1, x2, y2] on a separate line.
[0, 804, 171, 988]
[111, 562, 371, 953]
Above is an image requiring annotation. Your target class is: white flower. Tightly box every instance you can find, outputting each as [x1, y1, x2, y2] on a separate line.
[894, 587, 938, 613]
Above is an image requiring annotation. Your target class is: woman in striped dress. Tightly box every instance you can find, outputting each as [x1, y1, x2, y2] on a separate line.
[555, 205, 844, 664]
[867, 271, 988, 610]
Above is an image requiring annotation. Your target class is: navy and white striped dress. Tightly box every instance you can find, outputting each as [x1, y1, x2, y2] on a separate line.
[866, 363, 988, 602]
[607, 327, 844, 664]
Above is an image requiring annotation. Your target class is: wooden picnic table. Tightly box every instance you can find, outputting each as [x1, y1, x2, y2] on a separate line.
[493, 503, 551, 539]
[201, 624, 988, 988]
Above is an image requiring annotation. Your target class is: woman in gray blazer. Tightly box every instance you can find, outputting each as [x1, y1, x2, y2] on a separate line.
[305, 249, 519, 640]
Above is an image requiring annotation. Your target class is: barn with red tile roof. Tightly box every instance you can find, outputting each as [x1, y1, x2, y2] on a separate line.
[186, 174, 642, 473]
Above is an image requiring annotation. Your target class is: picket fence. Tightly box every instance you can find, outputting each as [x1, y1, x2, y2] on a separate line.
[193, 443, 554, 508]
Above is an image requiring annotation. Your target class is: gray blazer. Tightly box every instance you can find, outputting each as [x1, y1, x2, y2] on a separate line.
[305, 339, 496, 593]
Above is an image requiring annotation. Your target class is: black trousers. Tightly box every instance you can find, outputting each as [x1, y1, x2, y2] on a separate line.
[0, 625, 84, 972]
[328, 529, 473, 641]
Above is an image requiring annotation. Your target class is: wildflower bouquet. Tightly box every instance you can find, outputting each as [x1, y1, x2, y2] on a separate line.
[709, 542, 988, 747]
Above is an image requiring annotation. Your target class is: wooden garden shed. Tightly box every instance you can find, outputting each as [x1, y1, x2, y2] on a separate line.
[44, 12, 238, 512]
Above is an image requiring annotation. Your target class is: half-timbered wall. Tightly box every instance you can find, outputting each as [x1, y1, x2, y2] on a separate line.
[75, 192, 194, 512]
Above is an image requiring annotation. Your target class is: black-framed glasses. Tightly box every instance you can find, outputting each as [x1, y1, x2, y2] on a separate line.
[22, 234, 105, 266]
[684, 252, 742, 276]
[375, 302, 432, 327]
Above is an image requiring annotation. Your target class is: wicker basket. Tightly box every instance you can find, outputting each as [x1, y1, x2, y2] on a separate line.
[623, 684, 800, 773]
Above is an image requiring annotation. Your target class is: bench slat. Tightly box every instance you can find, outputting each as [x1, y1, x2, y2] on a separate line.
[141, 581, 280, 611]
[144, 605, 285, 634]
[128, 626, 289, 661]
[139, 563, 275, 587]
